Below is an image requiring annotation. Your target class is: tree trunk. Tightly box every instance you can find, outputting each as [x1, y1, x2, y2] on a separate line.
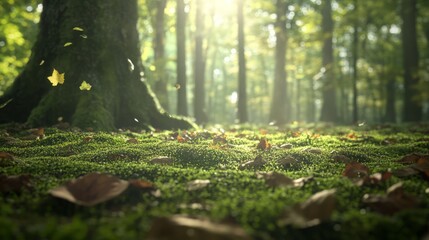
[269, 0, 288, 125]
[0, 0, 194, 131]
[237, 0, 248, 123]
[319, 0, 337, 123]
[351, 0, 359, 123]
[193, 0, 207, 124]
[153, 0, 169, 111]
[401, 0, 422, 122]
[176, 0, 188, 116]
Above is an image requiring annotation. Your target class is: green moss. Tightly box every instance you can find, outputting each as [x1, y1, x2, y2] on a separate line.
[1, 124, 429, 239]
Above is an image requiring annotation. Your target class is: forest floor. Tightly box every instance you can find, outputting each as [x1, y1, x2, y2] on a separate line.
[0, 122, 429, 239]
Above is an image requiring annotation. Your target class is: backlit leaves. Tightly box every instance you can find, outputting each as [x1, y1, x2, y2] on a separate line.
[79, 81, 92, 91]
[47, 68, 64, 86]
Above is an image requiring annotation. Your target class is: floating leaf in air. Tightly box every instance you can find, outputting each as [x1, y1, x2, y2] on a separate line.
[187, 179, 210, 191]
[147, 216, 251, 240]
[72, 27, 84, 31]
[278, 189, 336, 228]
[49, 172, 129, 206]
[0, 99, 13, 109]
[47, 69, 65, 86]
[64, 42, 73, 47]
[127, 59, 134, 72]
[79, 81, 92, 91]
[362, 182, 418, 215]
[39, 60, 45, 65]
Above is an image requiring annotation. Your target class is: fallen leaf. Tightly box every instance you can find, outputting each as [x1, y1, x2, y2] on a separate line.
[342, 162, 370, 182]
[49, 172, 129, 206]
[276, 156, 298, 168]
[79, 81, 92, 91]
[239, 155, 265, 170]
[392, 167, 420, 177]
[187, 179, 210, 191]
[303, 148, 322, 154]
[47, 68, 65, 86]
[278, 189, 336, 228]
[128, 179, 160, 197]
[280, 143, 293, 149]
[332, 154, 352, 163]
[147, 216, 251, 240]
[256, 172, 313, 188]
[257, 138, 271, 150]
[397, 153, 429, 164]
[0, 174, 33, 193]
[127, 138, 139, 144]
[149, 156, 174, 165]
[0, 152, 16, 167]
[362, 182, 418, 215]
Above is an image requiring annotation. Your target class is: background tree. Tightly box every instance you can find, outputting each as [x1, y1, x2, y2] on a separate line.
[401, 0, 421, 121]
[319, 0, 337, 122]
[176, 0, 188, 116]
[0, 0, 193, 130]
[269, 0, 288, 125]
[193, 0, 207, 124]
[237, 0, 248, 123]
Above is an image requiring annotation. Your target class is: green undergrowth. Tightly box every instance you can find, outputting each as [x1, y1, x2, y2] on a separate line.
[1, 123, 429, 239]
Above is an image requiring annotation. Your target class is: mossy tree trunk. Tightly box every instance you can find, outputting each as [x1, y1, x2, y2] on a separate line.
[0, 0, 194, 131]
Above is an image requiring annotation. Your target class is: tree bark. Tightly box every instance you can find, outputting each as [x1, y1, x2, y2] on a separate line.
[269, 0, 288, 125]
[193, 0, 207, 124]
[176, 0, 188, 116]
[319, 0, 337, 122]
[0, 0, 194, 131]
[237, 0, 248, 123]
[153, 0, 169, 111]
[401, 0, 422, 122]
[351, 0, 359, 123]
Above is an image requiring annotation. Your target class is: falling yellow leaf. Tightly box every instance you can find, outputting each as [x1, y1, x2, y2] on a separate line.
[47, 69, 65, 86]
[64, 42, 73, 47]
[39, 60, 45, 65]
[79, 81, 92, 91]
[72, 27, 84, 31]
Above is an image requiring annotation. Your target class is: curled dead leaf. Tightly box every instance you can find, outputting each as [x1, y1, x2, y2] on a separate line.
[257, 138, 271, 150]
[149, 156, 174, 165]
[49, 172, 129, 206]
[342, 162, 370, 182]
[362, 182, 418, 215]
[147, 216, 251, 240]
[239, 155, 265, 170]
[278, 189, 336, 228]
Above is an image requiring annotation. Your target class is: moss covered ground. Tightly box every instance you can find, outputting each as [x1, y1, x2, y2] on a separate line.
[0, 123, 428, 239]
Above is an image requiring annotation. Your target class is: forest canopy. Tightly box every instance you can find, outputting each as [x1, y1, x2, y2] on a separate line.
[1, 0, 428, 126]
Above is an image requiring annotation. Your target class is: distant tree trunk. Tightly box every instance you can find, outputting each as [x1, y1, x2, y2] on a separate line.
[384, 74, 396, 123]
[401, 0, 422, 122]
[176, 0, 188, 116]
[319, 0, 337, 122]
[0, 0, 194, 130]
[351, 0, 359, 123]
[193, 0, 207, 124]
[269, 0, 288, 125]
[237, 0, 248, 123]
[153, 0, 169, 111]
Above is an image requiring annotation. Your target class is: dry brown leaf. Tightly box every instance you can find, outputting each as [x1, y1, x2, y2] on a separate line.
[149, 156, 174, 165]
[392, 167, 420, 177]
[362, 182, 418, 215]
[397, 153, 429, 164]
[279, 143, 293, 149]
[303, 148, 322, 154]
[332, 154, 352, 163]
[343, 162, 370, 181]
[49, 172, 129, 206]
[256, 172, 313, 188]
[147, 216, 251, 240]
[257, 138, 271, 150]
[187, 179, 210, 191]
[127, 138, 139, 144]
[278, 189, 336, 228]
[0, 174, 33, 193]
[276, 156, 298, 168]
[238, 155, 265, 170]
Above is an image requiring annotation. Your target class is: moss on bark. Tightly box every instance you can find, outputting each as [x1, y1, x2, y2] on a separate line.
[0, 0, 195, 131]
